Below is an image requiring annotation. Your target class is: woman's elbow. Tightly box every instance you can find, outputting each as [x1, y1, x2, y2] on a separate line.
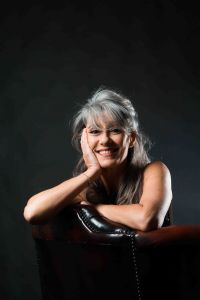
[23, 204, 41, 224]
[138, 215, 160, 232]
[23, 205, 34, 224]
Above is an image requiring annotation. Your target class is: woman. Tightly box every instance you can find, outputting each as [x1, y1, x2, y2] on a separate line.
[23, 87, 172, 231]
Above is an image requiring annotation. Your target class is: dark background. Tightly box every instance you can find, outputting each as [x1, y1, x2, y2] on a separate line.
[1, 1, 200, 299]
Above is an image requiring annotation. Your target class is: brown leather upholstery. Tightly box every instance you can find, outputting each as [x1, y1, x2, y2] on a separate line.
[32, 204, 200, 300]
[135, 225, 200, 299]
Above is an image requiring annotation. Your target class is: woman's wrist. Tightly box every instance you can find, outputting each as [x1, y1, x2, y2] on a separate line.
[84, 167, 101, 182]
[82, 173, 91, 185]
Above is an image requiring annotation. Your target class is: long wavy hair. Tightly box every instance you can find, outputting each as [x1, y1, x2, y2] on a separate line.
[70, 87, 152, 204]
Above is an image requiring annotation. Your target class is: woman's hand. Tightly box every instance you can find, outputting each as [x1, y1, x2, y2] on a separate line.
[80, 128, 102, 172]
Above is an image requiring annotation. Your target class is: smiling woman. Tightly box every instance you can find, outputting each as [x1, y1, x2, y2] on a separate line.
[23, 87, 172, 231]
[86, 123, 132, 169]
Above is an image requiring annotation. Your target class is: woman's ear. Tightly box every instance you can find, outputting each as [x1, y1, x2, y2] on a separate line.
[129, 132, 136, 148]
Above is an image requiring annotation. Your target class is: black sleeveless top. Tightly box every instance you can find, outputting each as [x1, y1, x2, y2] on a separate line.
[162, 204, 173, 227]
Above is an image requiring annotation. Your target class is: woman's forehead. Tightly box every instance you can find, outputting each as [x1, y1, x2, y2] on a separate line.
[86, 113, 120, 128]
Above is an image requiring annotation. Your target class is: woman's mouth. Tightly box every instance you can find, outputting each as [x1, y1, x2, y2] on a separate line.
[96, 148, 118, 157]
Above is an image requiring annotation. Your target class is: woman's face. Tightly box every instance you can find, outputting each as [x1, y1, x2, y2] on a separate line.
[86, 116, 135, 170]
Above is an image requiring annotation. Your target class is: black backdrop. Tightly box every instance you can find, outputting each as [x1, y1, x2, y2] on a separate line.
[1, 1, 200, 299]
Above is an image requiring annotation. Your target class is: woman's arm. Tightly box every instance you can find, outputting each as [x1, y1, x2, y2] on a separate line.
[94, 161, 172, 231]
[23, 167, 100, 224]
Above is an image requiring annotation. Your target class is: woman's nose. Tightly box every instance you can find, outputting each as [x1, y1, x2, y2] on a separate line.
[99, 131, 110, 145]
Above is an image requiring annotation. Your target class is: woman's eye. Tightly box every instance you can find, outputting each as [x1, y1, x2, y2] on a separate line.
[89, 130, 100, 135]
[111, 128, 121, 134]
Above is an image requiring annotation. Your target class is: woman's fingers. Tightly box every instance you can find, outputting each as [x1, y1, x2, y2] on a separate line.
[80, 128, 90, 153]
[80, 200, 90, 205]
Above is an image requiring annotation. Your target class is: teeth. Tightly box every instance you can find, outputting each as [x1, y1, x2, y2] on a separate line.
[98, 149, 116, 155]
[99, 150, 112, 154]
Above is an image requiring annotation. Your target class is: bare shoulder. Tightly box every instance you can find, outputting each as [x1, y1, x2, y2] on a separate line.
[143, 160, 171, 180]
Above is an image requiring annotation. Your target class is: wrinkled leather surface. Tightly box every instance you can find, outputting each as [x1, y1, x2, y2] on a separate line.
[76, 204, 132, 234]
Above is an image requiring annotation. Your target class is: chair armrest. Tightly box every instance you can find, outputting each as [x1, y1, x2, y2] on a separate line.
[135, 225, 200, 249]
[32, 203, 200, 249]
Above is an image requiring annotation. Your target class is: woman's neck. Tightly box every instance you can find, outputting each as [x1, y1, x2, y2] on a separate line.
[100, 165, 125, 195]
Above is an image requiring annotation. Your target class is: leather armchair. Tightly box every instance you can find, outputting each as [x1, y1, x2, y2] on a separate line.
[32, 204, 200, 300]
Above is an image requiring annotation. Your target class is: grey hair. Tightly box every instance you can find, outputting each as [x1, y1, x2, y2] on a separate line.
[70, 87, 152, 204]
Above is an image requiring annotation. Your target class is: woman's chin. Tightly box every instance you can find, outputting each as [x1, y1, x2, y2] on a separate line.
[98, 159, 119, 169]
[98, 157, 127, 170]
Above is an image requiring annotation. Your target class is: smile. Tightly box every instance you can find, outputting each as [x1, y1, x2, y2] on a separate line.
[96, 148, 118, 157]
